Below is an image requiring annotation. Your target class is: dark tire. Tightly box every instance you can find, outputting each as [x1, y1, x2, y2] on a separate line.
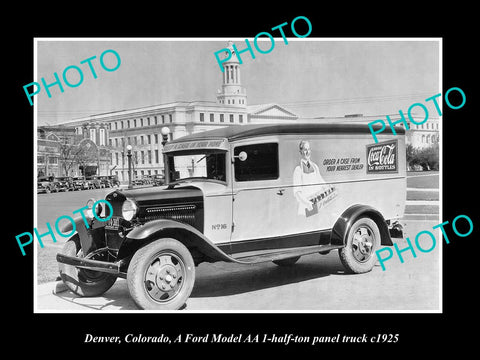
[338, 217, 381, 274]
[273, 256, 300, 267]
[58, 234, 117, 297]
[127, 238, 195, 310]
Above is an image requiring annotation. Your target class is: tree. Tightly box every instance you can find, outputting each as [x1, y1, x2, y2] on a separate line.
[406, 144, 419, 169]
[59, 141, 78, 176]
[73, 141, 99, 175]
[416, 143, 439, 171]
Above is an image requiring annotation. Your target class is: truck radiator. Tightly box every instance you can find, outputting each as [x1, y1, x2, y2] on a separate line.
[142, 204, 197, 226]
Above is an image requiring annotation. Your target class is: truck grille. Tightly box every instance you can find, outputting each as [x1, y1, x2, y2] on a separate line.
[141, 204, 197, 226]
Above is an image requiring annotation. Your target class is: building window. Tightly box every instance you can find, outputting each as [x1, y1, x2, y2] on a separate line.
[148, 150, 152, 164]
[115, 138, 118, 147]
[148, 135, 151, 144]
[77, 127, 83, 135]
[121, 121, 124, 129]
[154, 134, 158, 144]
[239, 114, 243, 123]
[115, 153, 119, 165]
[90, 128, 96, 143]
[154, 116, 158, 125]
[109, 139, 112, 147]
[48, 157, 58, 164]
[200, 113, 204, 122]
[155, 149, 159, 163]
[141, 151, 145, 164]
[232, 100, 235, 104]
[127, 137, 131, 145]
[210, 113, 214, 122]
[228, 99, 230, 104]
[162, 115, 165, 123]
[230, 114, 234, 123]
[37, 155, 45, 164]
[147, 117, 150, 126]
[140, 136, 144, 145]
[169, 114, 173, 123]
[114, 122, 118, 130]
[99, 128, 106, 146]
[220, 114, 224, 123]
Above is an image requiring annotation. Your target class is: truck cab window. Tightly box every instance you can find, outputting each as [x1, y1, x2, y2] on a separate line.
[234, 143, 279, 181]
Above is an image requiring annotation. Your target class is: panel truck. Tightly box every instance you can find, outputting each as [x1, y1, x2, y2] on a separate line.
[57, 123, 406, 310]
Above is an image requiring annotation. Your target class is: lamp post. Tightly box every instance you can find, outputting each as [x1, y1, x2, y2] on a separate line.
[126, 144, 133, 189]
[161, 126, 170, 146]
[160, 127, 170, 180]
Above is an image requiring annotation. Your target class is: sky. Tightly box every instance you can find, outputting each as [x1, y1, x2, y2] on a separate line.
[35, 38, 440, 126]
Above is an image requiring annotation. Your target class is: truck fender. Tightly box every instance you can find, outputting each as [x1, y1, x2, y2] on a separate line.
[120, 219, 233, 263]
[59, 214, 103, 254]
[330, 204, 393, 247]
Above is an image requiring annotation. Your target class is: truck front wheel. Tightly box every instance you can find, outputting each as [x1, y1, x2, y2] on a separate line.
[338, 217, 380, 274]
[58, 235, 117, 297]
[127, 238, 195, 310]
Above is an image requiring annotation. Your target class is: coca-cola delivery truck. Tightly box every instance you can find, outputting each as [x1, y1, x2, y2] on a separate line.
[57, 123, 406, 310]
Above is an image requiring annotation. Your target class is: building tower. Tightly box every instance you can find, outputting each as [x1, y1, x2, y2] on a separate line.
[216, 41, 247, 107]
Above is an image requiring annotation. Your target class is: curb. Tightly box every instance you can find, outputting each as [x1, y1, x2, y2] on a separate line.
[37, 280, 69, 296]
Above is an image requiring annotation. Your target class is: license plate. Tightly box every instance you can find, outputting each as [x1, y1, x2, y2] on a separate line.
[105, 217, 120, 230]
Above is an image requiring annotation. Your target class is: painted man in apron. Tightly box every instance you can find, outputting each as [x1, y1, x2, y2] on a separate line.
[293, 140, 337, 217]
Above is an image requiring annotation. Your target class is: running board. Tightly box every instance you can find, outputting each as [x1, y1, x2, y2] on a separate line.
[231, 244, 344, 265]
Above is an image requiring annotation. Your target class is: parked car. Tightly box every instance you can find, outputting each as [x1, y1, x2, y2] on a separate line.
[151, 174, 165, 186]
[99, 176, 112, 188]
[72, 176, 89, 190]
[37, 176, 56, 194]
[141, 176, 153, 185]
[86, 175, 104, 189]
[57, 123, 406, 310]
[54, 176, 73, 191]
[132, 177, 144, 185]
[107, 175, 120, 187]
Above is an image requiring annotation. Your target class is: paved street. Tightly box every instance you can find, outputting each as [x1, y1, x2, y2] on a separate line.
[36, 220, 440, 311]
[35, 173, 440, 312]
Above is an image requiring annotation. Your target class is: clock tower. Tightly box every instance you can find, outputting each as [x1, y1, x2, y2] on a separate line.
[216, 41, 247, 107]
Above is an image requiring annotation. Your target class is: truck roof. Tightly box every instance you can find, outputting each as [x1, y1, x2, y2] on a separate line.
[167, 122, 404, 144]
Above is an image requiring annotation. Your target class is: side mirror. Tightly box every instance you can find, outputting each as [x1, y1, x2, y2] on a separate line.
[234, 151, 248, 162]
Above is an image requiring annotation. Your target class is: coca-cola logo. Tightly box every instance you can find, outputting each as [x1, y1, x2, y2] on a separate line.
[366, 140, 398, 173]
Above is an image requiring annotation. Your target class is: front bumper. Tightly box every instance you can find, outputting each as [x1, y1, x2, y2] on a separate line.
[56, 253, 127, 278]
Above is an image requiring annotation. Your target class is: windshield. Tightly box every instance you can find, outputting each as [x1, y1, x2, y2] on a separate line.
[167, 151, 226, 183]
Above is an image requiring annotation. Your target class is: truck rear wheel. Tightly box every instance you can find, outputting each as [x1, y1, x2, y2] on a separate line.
[58, 234, 117, 297]
[127, 238, 195, 310]
[338, 217, 380, 274]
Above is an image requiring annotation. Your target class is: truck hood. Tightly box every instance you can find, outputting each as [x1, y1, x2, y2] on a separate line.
[106, 185, 203, 211]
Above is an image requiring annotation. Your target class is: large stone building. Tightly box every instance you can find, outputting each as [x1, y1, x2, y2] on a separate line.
[41, 42, 298, 181]
[37, 123, 111, 178]
[312, 113, 439, 149]
[37, 42, 438, 180]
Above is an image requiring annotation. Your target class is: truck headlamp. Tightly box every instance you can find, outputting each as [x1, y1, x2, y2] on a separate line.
[122, 199, 138, 221]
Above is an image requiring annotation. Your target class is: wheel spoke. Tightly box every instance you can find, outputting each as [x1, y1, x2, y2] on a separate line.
[143, 251, 186, 304]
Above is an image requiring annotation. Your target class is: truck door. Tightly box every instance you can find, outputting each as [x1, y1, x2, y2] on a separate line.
[230, 140, 287, 245]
